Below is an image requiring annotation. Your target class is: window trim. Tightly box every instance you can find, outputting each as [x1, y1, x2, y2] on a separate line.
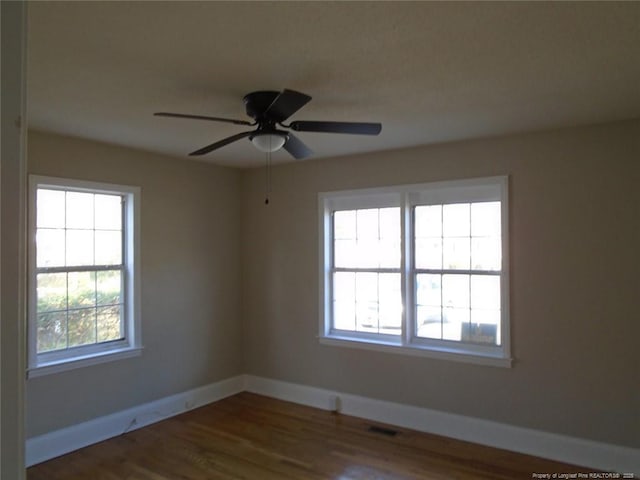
[27, 175, 142, 378]
[319, 176, 512, 367]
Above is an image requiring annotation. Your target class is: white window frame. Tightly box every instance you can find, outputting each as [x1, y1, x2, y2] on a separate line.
[319, 176, 511, 367]
[28, 175, 142, 378]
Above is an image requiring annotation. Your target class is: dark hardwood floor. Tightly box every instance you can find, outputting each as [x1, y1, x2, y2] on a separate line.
[28, 392, 589, 479]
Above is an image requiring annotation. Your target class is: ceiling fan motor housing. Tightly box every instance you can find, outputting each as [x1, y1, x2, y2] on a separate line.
[243, 91, 281, 122]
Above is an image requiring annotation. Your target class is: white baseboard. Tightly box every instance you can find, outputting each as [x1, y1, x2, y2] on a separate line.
[25, 375, 245, 467]
[244, 375, 640, 475]
[27, 373, 639, 475]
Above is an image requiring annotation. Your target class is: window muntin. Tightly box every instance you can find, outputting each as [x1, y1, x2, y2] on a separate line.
[320, 177, 510, 365]
[29, 176, 141, 376]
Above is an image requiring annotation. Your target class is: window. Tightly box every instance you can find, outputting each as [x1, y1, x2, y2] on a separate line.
[28, 176, 141, 377]
[319, 176, 510, 366]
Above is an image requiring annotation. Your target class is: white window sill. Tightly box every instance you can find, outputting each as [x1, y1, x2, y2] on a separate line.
[319, 335, 513, 368]
[27, 346, 143, 379]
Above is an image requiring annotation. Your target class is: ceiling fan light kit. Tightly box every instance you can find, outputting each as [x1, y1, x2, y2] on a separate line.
[155, 89, 382, 160]
[250, 133, 287, 153]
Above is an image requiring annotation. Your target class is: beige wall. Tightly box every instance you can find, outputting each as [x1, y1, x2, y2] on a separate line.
[241, 120, 640, 448]
[26, 131, 243, 437]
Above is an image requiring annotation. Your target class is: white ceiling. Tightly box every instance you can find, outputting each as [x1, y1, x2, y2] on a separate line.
[27, 1, 640, 168]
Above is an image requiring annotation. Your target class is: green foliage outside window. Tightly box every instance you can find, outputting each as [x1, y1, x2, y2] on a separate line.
[37, 270, 123, 352]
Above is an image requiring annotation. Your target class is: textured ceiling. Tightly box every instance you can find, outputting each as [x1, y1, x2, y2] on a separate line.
[27, 1, 640, 167]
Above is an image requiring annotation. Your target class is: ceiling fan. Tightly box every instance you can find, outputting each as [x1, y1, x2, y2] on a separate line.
[154, 89, 382, 160]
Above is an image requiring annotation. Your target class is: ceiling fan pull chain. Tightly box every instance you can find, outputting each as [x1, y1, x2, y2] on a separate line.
[264, 145, 272, 205]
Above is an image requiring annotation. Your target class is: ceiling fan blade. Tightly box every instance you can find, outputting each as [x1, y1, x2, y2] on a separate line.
[289, 120, 382, 135]
[264, 89, 312, 123]
[189, 131, 253, 156]
[155, 112, 253, 126]
[283, 133, 313, 160]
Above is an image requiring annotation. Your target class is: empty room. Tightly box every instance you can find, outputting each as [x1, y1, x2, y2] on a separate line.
[1, 1, 639, 479]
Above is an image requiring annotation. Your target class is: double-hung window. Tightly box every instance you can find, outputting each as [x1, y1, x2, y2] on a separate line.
[28, 176, 141, 377]
[319, 176, 510, 366]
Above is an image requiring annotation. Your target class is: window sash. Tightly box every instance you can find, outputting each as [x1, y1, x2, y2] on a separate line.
[329, 268, 403, 336]
[35, 264, 127, 354]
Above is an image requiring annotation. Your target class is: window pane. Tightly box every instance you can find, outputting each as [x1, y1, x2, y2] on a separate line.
[468, 308, 501, 345]
[68, 307, 97, 347]
[37, 189, 65, 228]
[416, 305, 441, 339]
[334, 210, 356, 240]
[37, 273, 67, 312]
[443, 237, 470, 270]
[95, 194, 122, 230]
[379, 239, 400, 268]
[356, 239, 380, 268]
[471, 275, 500, 310]
[36, 229, 65, 267]
[66, 229, 94, 266]
[416, 274, 441, 307]
[471, 237, 501, 270]
[379, 208, 400, 240]
[37, 311, 67, 353]
[95, 230, 122, 265]
[333, 301, 355, 331]
[68, 271, 96, 309]
[334, 271, 355, 300]
[471, 202, 500, 238]
[379, 208, 400, 268]
[442, 274, 469, 308]
[462, 321, 498, 345]
[355, 272, 378, 332]
[416, 273, 447, 339]
[415, 237, 442, 269]
[469, 274, 500, 345]
[66, 192, 94, 229]
[442, 307, 469, 341]
[97, 305, 123, 342]
[356, 209, 378, 241]
[97, 270, 122, 305]
[333, 272, 356, 331]
[379, 273, 401, 334]
[415, 205, 442, 238]
[356, 303, 378, 332]
[443, 203, 470, 237]
[336, 238, 399, 269]
[355, 272, 377, 302]
[334, 239, 357, 268]
[471, 308, 500, 326]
